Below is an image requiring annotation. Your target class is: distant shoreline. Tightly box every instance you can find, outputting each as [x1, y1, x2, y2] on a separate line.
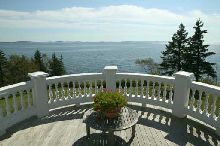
[0, 41, 167, 43]
[1, 41, 220, 45]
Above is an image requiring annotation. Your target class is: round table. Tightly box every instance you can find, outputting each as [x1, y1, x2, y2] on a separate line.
[83, 107, 139, 146]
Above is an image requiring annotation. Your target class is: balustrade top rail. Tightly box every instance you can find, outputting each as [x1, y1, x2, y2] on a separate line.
[0, 81, 32, 94]
[46, 73, 104, 83]
[191, 81, 220, 95]
[116, 73, 174, 84]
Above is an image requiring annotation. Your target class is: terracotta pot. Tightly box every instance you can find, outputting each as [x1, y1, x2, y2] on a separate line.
[104, 107, 121, 119]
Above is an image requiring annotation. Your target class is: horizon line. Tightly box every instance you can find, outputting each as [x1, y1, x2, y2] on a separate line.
[1, 40, 220, 45]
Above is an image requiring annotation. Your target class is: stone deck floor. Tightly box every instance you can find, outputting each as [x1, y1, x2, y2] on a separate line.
[0, 104, 220, 146]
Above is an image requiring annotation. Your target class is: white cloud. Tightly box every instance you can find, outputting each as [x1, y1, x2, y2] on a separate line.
[0, 5, 220, 42]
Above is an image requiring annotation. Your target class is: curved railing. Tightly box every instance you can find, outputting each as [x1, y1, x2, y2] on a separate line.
[0, 81, 35, 135]
[46, 73, 104, 109]
[186, 81, 220, 128]
[116, 73, 174, 109]
[0, 66, 220, 136]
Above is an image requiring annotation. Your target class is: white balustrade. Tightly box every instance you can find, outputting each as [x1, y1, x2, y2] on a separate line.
[72, 81, 76, 98]
[0, 81, 35, 135]
[162, 83, 167, 101]
[168, 85, 173, 103]
[46, 73, 105, 109]
[187, 80, 220, 135]
[146, 81, 149, 98]
[12, 93, 18, 112]
[129, 80, 132, 97]
[0, 66, 220, 137]
[116, 73, 175, 109]
[140, 80, 144, 98]
[135, 80, 138, 97]
[124, 80, 127, 96]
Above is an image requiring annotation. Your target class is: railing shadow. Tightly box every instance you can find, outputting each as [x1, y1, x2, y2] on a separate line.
[129, 104, 220, 146]
[1, 103, 220, 146]
[0, 104, 92, 141]
[72, 133, 132, 146]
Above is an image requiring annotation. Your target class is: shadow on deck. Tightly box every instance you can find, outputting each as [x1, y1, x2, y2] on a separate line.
[0, 104, 219, 146]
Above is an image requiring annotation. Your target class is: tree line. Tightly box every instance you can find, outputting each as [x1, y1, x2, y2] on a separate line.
[136, 19, 217, 82]
[0, 50, 66, 87]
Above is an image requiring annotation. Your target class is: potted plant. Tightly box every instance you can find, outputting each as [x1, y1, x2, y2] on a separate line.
[93, 89, 127, 119]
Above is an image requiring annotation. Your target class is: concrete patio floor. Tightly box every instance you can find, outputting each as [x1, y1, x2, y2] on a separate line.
[0, 104, 219, 146]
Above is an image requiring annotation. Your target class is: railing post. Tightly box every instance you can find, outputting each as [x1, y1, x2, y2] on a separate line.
[172, 71, 194, 118]
[29, 72, 49, 118]
[0, 107, 6, 136]
[216, 118, 220, 136]
[103, 66, 118, 91]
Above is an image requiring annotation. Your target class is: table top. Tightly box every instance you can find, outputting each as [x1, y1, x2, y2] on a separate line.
[83, 107, 139, 131]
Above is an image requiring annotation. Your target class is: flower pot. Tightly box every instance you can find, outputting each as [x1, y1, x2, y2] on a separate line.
[104, 107, 121, 119]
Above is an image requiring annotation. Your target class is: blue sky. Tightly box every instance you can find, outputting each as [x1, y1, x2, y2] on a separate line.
[0, 0, 220, 42]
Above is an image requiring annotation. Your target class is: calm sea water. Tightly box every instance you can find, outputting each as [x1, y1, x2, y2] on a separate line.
[0, 41, 220, 82]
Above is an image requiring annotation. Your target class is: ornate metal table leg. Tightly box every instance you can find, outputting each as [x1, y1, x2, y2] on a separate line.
[108, 130, 114, 146]
[86, 125, 90, 138]
[132, 124, 136, 137]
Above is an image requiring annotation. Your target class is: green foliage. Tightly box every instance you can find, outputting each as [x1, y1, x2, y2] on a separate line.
[33, 49, 47, 72]
[0, 49, 66, 87]
[49, 53, 66, 76]
[160, 20, 216, 81]
[135, 58, 161, 75]
[6, 55, 38, 84]
[185, 19, 216, 81]
[160, 23, 188, 75]
[0, 49, 7, 87]
[93, 90, 127, 112]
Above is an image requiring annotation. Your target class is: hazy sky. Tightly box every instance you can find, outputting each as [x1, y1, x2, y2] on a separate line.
[0, 0, 220, 42]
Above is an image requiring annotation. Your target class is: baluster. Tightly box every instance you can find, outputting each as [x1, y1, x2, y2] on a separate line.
[204, 93, 209, 115]
[168, 85, 173, 103]
[20, 91, 24, 110]
[89, 81, 92, 97]
[27, 89, 32, 107]
[152, 82, 155, 99]
[119, 80, 122, 93]
[48, 85, 53, 103]
[78, 81, 82, 98]
[190, 89, 196, 110]
[95, 80, 98, 94]
[100, 80, 103, 92]
[12, 93, 18, 113]
[162, 83, 167, 101]
[83, 81, 86, 97]
[211, 96, 217, 118]
[72, 81, 76, 98]
[61, 82, 65, 100]
[55, 83, 59, 102]
[140, 80, 143, 98]
[67, 82, 71, 99]
[124, 79, 127, 96]
[129, 80, 132, 97]
[197, 91, 202, 112]
[146, 81, 149, 99]
[5, 95, 11, 116]
[135, 80, 138, 97]
[157, 82, 161, 100]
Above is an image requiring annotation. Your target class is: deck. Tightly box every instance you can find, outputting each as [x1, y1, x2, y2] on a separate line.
[0, 104, 219, 146]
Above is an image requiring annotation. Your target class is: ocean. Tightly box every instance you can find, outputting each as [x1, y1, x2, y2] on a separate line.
[0, 41, 220, 82]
